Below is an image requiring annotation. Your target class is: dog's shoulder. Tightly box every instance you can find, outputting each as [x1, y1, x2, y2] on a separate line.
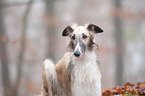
[55, 52, 73, 69]
[54, 52, 73, 96]
[55, 52, 73, 82]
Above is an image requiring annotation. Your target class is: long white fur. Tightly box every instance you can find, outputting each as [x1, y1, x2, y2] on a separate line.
[72, 51, 101, 96]
[71, 25, 102, 96]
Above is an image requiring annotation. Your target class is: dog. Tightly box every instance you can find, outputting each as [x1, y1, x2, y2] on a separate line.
[41, 24, 103, 96]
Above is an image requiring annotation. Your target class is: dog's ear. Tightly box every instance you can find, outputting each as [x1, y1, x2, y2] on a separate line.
[87, 24, 103, 33]
[62, 26, 73, 36]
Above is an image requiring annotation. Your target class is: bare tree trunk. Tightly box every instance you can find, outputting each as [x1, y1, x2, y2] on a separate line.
[0, 1, 11, 96]
[14, 0, 34, 96]
[45, 0, 56, 62]
[114, 0, 124, 85]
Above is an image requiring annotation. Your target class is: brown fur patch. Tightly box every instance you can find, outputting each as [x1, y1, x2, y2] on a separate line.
[67, 60, 74, 96]
[55, 52, 73, 96]
[68, 41, 75, 51]
[87, 37, 96, 51]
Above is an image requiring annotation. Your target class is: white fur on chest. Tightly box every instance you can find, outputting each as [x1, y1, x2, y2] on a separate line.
[72, 52, 101, 96]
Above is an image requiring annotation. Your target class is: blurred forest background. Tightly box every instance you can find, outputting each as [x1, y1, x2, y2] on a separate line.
[0, 0, 145, 96]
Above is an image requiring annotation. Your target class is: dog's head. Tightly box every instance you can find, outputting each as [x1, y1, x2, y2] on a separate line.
[62, 24, 103, 58]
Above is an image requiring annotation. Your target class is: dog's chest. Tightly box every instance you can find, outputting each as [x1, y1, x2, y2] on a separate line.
[71, 61, 101, 96]
[70, 53, 101, 96]
[73, 64, 97, 85]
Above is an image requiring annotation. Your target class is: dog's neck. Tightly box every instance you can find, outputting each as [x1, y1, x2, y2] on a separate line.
[72, 50, 97, 66]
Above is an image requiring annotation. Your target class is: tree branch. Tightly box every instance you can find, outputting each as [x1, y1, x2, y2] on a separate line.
[0, 1, 11, 96]
[114, 0, 124, 86]
[14, 0, 34, 96]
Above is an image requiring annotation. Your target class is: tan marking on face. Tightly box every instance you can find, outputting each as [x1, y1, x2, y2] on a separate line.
[69, 25, 94, 57]
[73, 26, 89, 36]
[70, 26, 91, 44]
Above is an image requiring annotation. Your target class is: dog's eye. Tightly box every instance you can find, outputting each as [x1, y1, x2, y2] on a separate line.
[72, 35, 75, 40]
[82, 35, 87, 39]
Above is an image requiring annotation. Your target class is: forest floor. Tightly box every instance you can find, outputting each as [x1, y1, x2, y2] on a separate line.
[102, 82, 145, 96]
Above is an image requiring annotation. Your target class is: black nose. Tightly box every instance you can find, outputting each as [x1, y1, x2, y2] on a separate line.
[74, 51, 80, 57]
